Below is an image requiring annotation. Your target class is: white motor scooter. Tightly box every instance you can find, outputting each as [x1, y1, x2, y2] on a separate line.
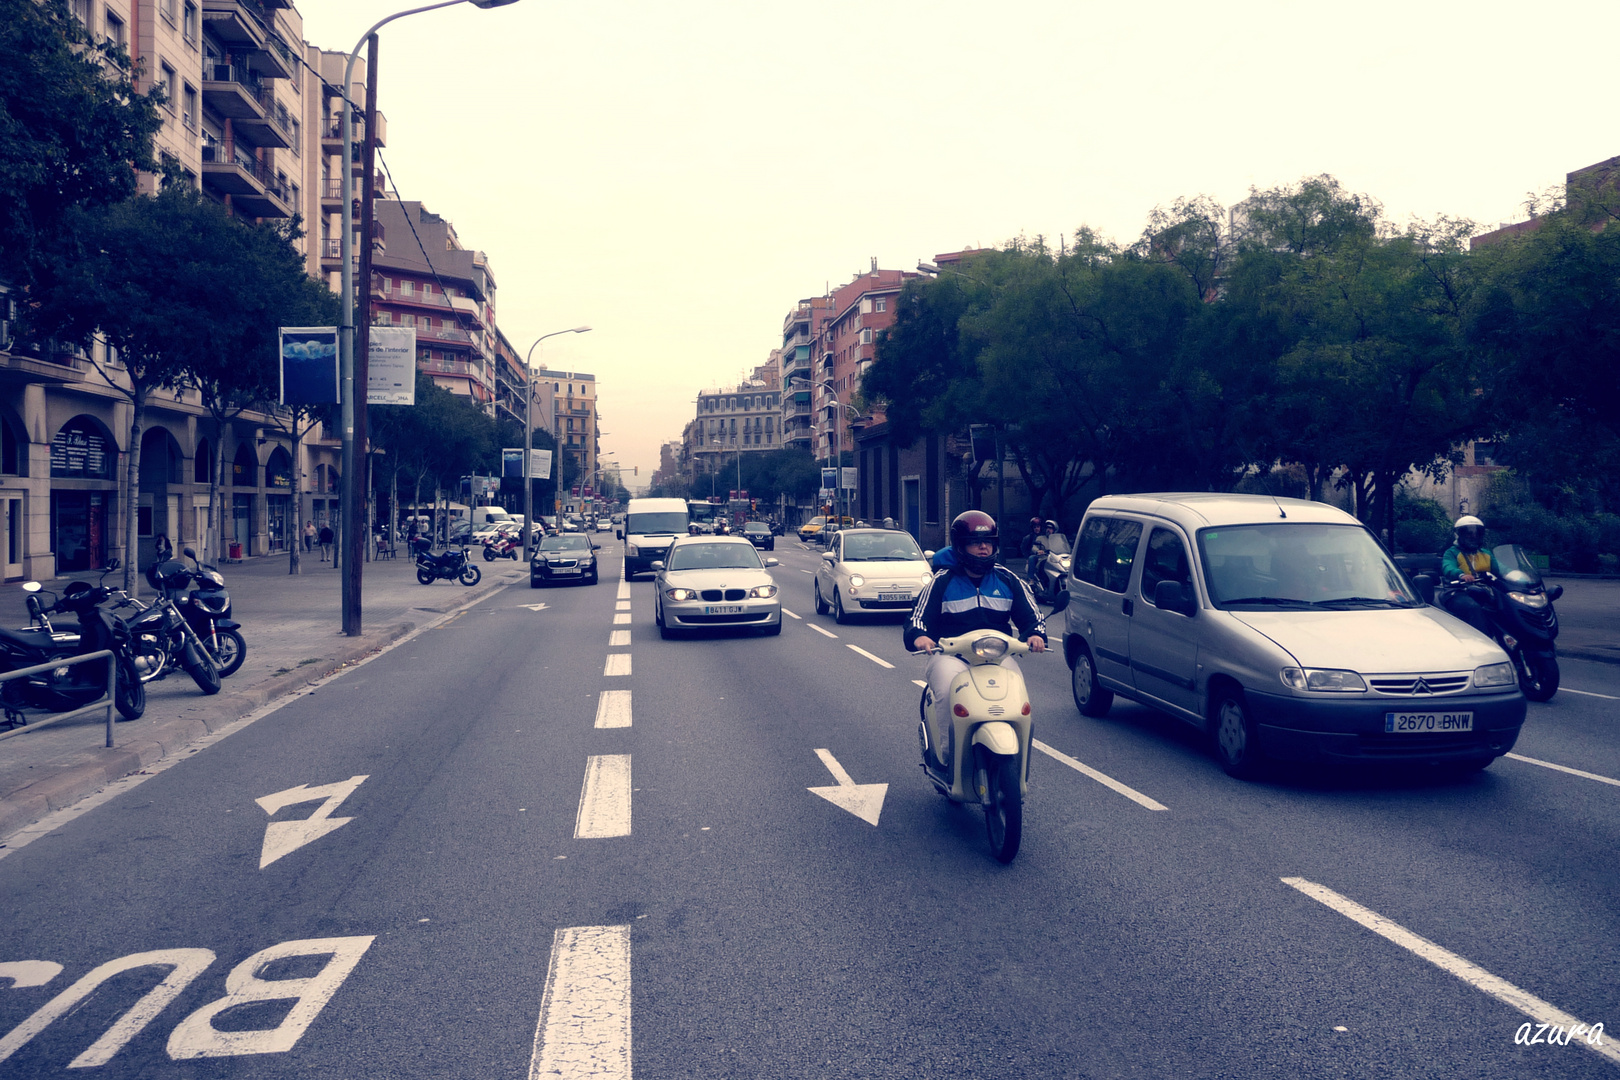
[917, 628, 1044, 863]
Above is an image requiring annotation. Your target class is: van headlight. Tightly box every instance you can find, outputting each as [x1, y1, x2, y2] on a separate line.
[1279, 667, 1367, 692]
[748, 584, 777, 599]
[1473, 662, 1517, 688]
[972, 636, 1009, 660]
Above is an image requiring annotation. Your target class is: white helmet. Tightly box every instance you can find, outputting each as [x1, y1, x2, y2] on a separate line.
[1454, 515, 1485, 550]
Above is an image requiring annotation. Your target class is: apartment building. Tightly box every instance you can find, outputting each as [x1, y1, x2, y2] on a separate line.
[688, 383, 783, 491]
[534, 370, 600, 503]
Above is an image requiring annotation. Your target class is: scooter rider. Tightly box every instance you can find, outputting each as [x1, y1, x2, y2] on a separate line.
[1026, 519, 1059, 583]
[908, 512, 1046, 742]
[1439, 514, 1500, 637]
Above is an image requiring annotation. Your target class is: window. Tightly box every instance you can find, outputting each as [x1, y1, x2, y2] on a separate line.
[159, 0, 177, 26]
[181, 84, 197, 130]
[182, 1, 198, 45]
[105, 12, 125, 49]
[1141, 528, 1192, 610]
[158, 63, 176, 113]
[399, 281, 413, 296]
[289, 118, 300, 155]
[70, 0, 90, 26]
[1073, 517, 1141, 594]
[875, 297, 887, 312]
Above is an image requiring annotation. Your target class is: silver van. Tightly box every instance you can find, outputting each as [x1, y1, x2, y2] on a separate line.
[619, 497, 689, 579]
[1061, 494, 1526, 777]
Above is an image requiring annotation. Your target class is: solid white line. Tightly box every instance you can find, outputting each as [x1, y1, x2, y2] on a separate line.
[612, 613, 631, 625]
[1560, 687, 1620, 700]
[528, 924, 632, 1080]
[1505, 753, 1620, 788]
[603, 654, 631, 677]
[574, 755, 631, 838]
[595, 690, 632, 730]
[847, 644, 894, 669]
[807, 624, 838, 639]
[1281, 877, 1619, 1065]
[1032, 740, 1168, 811]
[782, 609, 802, 620]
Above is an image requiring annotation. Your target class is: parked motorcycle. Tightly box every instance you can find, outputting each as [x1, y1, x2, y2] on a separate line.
[482, 532, 520, 561]
[0, 564, 145, 727]
[412, 536, 482, 586]
[1423, 544, 1562, 701]
[916, 624, 1054, 863]
[121, 549, 244, 682]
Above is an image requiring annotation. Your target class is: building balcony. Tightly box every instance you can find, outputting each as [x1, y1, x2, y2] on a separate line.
[449, 294, 481, 325]
[421, 325, 476, 350]
[320, 112, 386, 150]
[248, 32, 296, 80]
[235, 86, 293, 149]
[201, 64, 266, 121]
[423, 357, 488, 381]
[201, 0, 267, 51]
[201, 142, 266, 196]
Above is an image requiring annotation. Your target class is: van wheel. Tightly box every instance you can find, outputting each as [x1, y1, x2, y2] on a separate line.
[1070, 644, 1113, 718]
[1211, 691, 1264, 779]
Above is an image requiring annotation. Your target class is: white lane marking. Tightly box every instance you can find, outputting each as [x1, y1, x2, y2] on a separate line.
[807, 624, 838, 639]
[575, 755, 631, 838]
[1032, 741, 1168, 811]
[517, 603, 549, 612]
[808, 748, 887, 825]
[1561, 687, 1620, 700]
[528, 925, 632, 1080]
[595, 690, 632, 730]
[608, 630, 630, 646]
[1281, 877, 1620, 1066]
[614, 601, 631, 611]
[612, 613, 631, 625]
[912, 680, 927, 688]
[603, 654, 631, 677]
[0, 961, 62, 988]
[799, 569, 813, 574]
[1505, 753, 1620, 788]
[846, 644, 894, 669]
[616, 583, 630, 600]
[255, 775, 369, 869]
[781, 609, 802, 619]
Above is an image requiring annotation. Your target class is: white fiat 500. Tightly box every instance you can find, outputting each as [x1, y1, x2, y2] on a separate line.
[814, 528, 934, 623]
[653, 537, 781, 638]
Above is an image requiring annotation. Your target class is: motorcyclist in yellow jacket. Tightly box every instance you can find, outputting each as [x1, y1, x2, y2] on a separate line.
[1439, 515, 1499, 637]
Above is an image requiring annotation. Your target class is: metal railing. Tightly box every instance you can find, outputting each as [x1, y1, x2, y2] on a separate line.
[0, 650, 116, 748]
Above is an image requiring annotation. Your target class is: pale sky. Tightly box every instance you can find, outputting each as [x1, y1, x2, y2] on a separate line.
[298, 1, 1617, 483]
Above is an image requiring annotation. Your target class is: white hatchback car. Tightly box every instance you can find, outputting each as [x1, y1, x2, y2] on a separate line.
[814, 528, 934, 623]
[653, 537, 781, 638]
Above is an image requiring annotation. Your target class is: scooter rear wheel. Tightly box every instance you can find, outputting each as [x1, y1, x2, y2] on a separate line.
[978, 749, 1022, 863]
[482, 547, 496, 562]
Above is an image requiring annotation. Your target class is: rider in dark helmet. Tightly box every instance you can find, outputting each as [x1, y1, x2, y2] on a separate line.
[906, 510, 1045, 655]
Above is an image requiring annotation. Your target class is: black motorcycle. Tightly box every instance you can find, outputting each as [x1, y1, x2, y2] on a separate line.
[1412, 543, 1562, 701]
[0, 565, 145, 727]
[412, 536, 482, 586]
[126, 549, 244, 682]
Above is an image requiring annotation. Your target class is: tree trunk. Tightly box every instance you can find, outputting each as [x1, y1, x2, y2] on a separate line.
[124, 387, 146, 597]
[212, 417, 228, 565]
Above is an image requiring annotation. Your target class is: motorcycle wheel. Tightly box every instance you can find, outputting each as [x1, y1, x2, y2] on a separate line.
[181, 640, 222, 695]
[977, 749, 1023, 864]
[1520, 652, 1560, 702]
[416, 567, 436, 585]
[459, 564, 482, 587]
[482, 547, 496, 562]
[210, 628, 247, 679]
[115, 657, 145, 721]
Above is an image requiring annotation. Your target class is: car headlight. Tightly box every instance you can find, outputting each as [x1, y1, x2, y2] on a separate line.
[848, 575, 865, 588]
[919, 573, 933, 585]
[626, 543, 639, 556]
[1506, 591, 1548, 608]
[533, 557, 548, 566]
[1473, 662, 1517, 688]
[665, 588, 698, 601]
[971, 636, 1009, 660]
[748, 584, 778, 599]
[1279, 667, 1367, 692]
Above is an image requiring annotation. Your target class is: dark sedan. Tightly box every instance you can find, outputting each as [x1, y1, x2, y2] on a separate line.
[741, 521, 775, 551]
[530, 535, 599, 587]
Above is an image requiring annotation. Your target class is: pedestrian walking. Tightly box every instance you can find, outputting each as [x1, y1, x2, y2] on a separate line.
[318, 523, 334, 562]
[303, 520, 315, 553]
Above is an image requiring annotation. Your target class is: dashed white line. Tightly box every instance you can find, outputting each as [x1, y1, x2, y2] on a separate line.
[604, 654, 631, 677]
[782, 609, 802, 620]
[574, 755, 631, 838]
[608, 630, 630, 647]
[612, 613, 631, 625]
[1560, 687, 1620, 700]
[807, 624, 838, 639]
[1505, 753, 1620, 788]
[1032, 740, 1168, 811]
[527, 924, 632, 1080]
[911, 680, 927, 689]
[614, 601, 631, 611]
[798, 569, 814, 574]
[616, 583, 630, 600]
[595, 690, 632, 729]
[1282, 877, 1619, 1067]
[847, 644, 894, 669]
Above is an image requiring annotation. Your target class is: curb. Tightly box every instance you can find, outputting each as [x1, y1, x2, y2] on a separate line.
[0, 620, 419, 845]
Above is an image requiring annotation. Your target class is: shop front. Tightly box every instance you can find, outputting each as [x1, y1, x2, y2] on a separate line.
[50, 418, 118, 574]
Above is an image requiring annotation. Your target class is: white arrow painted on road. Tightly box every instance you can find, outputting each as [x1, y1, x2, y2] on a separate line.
[255, 775, 368, 869]
[516, 603, 550, 611]
[807, 749, 886, 826]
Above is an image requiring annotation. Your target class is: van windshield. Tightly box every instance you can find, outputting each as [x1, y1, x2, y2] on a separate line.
[627, 512, 687, 535]
[1197, 523, 1420, 609]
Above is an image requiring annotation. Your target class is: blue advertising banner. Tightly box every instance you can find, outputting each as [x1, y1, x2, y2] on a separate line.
[279, 327, 339, 406]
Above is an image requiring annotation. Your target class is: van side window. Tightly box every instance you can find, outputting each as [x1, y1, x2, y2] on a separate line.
[1074, 517, 1141, 594]
[1141, 528, 1192, 606]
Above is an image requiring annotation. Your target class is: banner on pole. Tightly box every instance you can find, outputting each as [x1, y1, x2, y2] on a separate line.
[278, 327, 338, 406]
[367, 326, 416, 405]
[502, 448, 554, 479]
[531, 449, 553, 479]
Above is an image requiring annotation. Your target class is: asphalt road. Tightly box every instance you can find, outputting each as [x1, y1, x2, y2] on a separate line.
[0, 539, 1614, 1078]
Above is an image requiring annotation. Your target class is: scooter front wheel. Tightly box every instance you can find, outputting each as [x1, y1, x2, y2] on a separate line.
[181, 639, 222, 695]
[977, 749, 1022, 863]
[1520, 652, 1559, 701]
[210, 628, 246, 678]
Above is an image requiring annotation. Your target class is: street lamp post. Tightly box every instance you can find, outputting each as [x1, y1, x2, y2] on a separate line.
[338, 0, 520, 636]
[523, 327, 591, 562]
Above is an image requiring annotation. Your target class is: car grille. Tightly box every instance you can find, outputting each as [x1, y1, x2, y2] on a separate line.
[548, 559, 579, 568]
[1367, 672, 1471, 695]
[700, 589, 747, 602]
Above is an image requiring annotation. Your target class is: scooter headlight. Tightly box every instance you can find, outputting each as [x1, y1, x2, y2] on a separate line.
[1506, 591, 1548, 608]
[1473, 662, 1517, 688]
[971, 636, 1009, 660]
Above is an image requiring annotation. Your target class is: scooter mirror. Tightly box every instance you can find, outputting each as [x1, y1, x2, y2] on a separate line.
[1049, 590, 1070, 613]
[182, 547, 197, 560]
[103, 557, 120, 571]
[21, 581, 40, 593]
[1548, 584, 1564, 602]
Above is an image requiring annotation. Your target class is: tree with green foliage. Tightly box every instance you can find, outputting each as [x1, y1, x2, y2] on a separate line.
[0, 0, 162, 291]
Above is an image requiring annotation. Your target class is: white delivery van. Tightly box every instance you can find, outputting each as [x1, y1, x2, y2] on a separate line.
[619, 497, 689, 579]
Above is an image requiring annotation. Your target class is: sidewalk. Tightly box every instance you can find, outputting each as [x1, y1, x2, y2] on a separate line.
[1545, 573, 1620, 666]
[0, 547, 527, 843]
